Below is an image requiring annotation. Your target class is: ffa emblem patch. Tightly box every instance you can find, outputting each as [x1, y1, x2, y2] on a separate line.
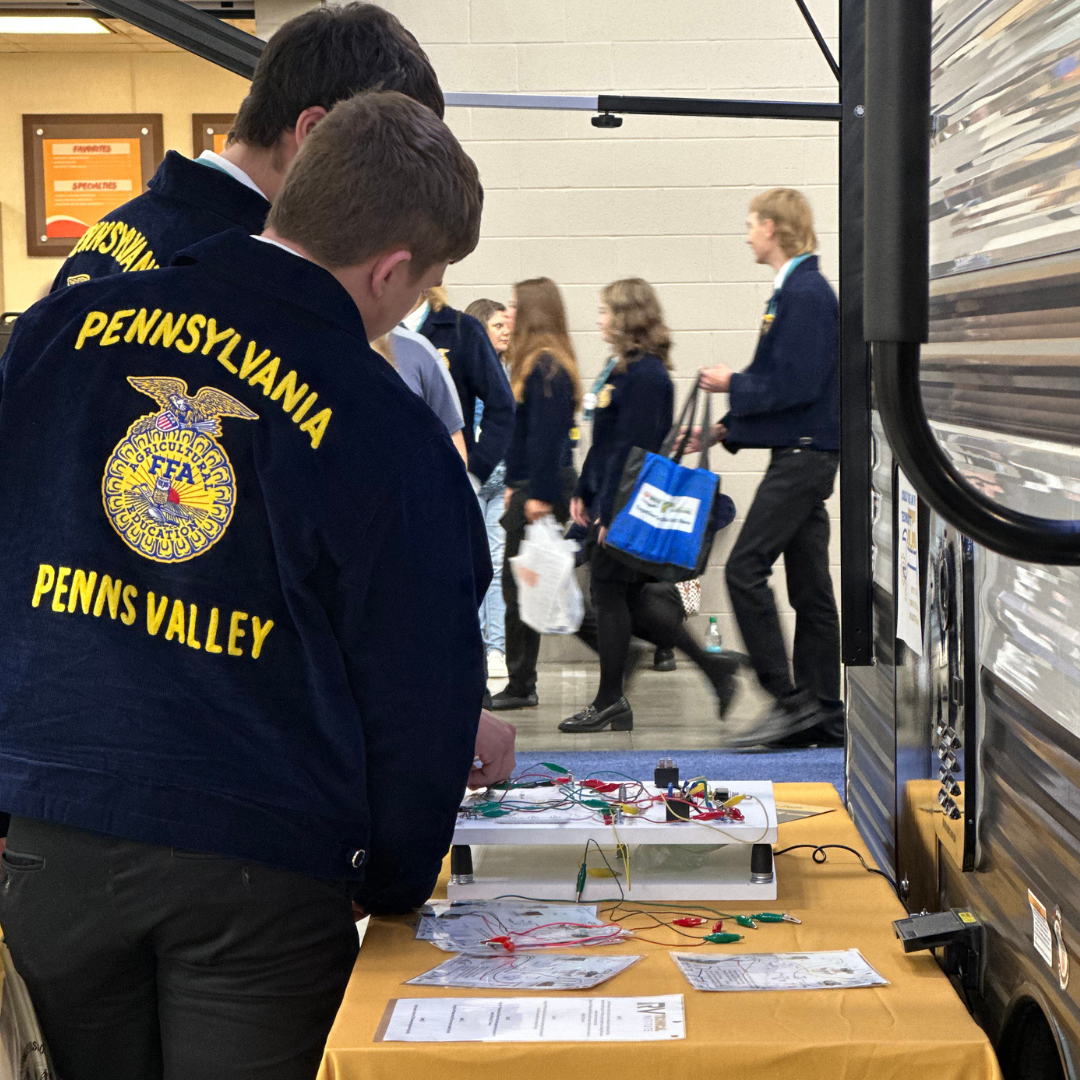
[597, 385, 614, 409]
[102, 376, 258, 563]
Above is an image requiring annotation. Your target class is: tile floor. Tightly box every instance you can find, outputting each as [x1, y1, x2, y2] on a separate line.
[489, 658, 775, 753]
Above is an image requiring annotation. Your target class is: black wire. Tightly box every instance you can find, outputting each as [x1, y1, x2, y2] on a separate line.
[773, 843, 891, 880]
[581, 838, 626, 903]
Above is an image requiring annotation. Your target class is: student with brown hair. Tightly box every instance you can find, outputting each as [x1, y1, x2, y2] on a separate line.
[54, 2, 442, 290]
[698, 188, 841, 749]
[0, 91, 489, 1080]
[406, 287, 514, 494]
[489, 278, 581, 711]
[561, 280, 739, 733]
[463, 298, 512, 682]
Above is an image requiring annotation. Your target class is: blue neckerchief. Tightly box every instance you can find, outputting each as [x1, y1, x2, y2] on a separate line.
[584, 356, 619, 421]
[765, 253, 813, 317]
[194, 156, 234, 180]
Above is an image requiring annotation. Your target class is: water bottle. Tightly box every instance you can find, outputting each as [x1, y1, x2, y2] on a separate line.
[705, 616, 723, 654]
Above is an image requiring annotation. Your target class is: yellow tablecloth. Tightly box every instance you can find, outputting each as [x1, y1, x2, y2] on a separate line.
[319, 782, 1001, 1080]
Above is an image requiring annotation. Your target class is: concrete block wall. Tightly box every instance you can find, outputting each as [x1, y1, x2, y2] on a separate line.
[377, 0, 841, 664]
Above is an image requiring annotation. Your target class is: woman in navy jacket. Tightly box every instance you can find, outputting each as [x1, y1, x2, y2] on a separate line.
[561, 279, 737, 733]
[489, 278, 581, 711]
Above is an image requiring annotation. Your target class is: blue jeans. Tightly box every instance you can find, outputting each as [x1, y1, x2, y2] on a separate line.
[478, 470, 506, 655]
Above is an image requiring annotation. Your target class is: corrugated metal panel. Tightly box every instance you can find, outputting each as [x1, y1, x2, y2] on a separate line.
[930, 0, 1080, 278]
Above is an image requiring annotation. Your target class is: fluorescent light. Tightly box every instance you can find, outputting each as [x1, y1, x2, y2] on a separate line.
[0, 15, 110, 33]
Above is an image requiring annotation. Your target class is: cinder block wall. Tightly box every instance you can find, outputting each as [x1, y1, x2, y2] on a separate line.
[378, 0, 840, 663]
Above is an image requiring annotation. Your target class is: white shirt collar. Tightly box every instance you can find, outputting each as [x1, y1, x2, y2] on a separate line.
[773, 258, 796, 292]
[197, 150, 267, 200]
[252, 234, 309, 261]
[401, 301, 430, 333]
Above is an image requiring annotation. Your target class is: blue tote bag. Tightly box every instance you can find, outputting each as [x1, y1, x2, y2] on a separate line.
[604, 386, 735, 581]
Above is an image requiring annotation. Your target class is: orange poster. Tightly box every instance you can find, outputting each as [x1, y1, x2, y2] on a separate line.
[213, 132, 229, 154]
[42, 137, 143, 240]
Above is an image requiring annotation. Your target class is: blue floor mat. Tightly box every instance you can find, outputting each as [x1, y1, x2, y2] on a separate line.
[511, 748, 844, 801]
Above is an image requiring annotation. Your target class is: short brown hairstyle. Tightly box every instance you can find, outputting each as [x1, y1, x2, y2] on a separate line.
[601, 278, 672, 371]
[267, 91, 482, 271]
[507, 277, 582, 408]
[232, 3, 443, 148]
[750, 188, 816, 258]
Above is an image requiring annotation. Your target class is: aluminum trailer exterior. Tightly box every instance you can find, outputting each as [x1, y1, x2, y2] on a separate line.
[850, 2, 1080, 1076]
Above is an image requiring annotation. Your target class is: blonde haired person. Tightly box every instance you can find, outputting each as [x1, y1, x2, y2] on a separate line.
[698, 188, 841, 750]
[489, 278, 581, 711]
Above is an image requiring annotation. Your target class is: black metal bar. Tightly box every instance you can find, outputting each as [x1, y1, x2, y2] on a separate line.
[795, 0, 840, 80]
[596, 95, 841, 122]
[90, 0, 263, 78]
[839, 0, 872, 665]
[866, 0, 1080, 563]
[874, 343, 1080, 563]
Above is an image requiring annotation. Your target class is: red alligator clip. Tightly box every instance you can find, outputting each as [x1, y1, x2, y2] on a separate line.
[581, 780, 620, 793]
[712, 920, 724, 933]
[672, 917, 705, 928]
[487, 936, 515, 953]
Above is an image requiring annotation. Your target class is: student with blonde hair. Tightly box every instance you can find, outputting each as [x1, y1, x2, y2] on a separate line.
[489, 278, 581, 711]
[698, 187, 841, 749]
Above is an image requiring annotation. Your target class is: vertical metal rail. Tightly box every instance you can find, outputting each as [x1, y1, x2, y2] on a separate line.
[839, 0, 872, 665]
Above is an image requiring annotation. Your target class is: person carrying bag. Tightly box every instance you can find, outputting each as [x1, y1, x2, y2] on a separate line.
[560, 282, 740, 735]
[604, 384, 735, 580]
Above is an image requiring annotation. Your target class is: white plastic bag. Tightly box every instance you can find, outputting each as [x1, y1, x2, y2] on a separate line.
[0, 942, 52, 1080]
[510, 516, 583, 634]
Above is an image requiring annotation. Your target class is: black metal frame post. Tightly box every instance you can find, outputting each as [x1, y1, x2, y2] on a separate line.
[91, 0, 263, 77]
[839, 0, 872, 665]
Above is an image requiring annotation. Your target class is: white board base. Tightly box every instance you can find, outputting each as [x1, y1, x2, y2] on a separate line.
[447, 842, 777, 902]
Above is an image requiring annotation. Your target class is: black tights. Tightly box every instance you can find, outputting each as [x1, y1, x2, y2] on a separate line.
[579, 578, 727, 710]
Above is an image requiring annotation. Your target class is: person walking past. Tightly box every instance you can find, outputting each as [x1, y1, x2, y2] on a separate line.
[406, 288, 514, 495]
[489, 279, 581, 711]
[560, 280, 739, 732]
[698, 188, 842, 749]
[465, 299, 512, 681]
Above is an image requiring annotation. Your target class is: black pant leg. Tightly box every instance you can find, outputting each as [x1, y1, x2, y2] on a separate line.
[725, 450, 837, 700]
[501, 491, 540, 696]
[784, 496, 841, 700]
[155, 853, 357, 1080]
[0, 817, 164, 1080]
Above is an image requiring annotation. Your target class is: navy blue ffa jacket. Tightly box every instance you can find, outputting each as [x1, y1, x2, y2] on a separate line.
[577, 353, 674, 526]
[419, 305, 514, 483]
[52, 152, 270, 291]
[504, 353, 576, 505]
[722, 255, 839, 452]
[0, 230, 489, 913]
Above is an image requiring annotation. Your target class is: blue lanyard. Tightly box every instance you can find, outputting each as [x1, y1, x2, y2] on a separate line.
[584, 357, 618, 422]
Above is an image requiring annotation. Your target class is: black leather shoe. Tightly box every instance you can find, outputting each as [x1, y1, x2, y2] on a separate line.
[768, 704, 845, 748]
[724, 689, 822, 749]
[653, 647, 677, 672]
[489, 689, 538, 710]
[558, 697, 633, 732]
[698, 652, 741, 717]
